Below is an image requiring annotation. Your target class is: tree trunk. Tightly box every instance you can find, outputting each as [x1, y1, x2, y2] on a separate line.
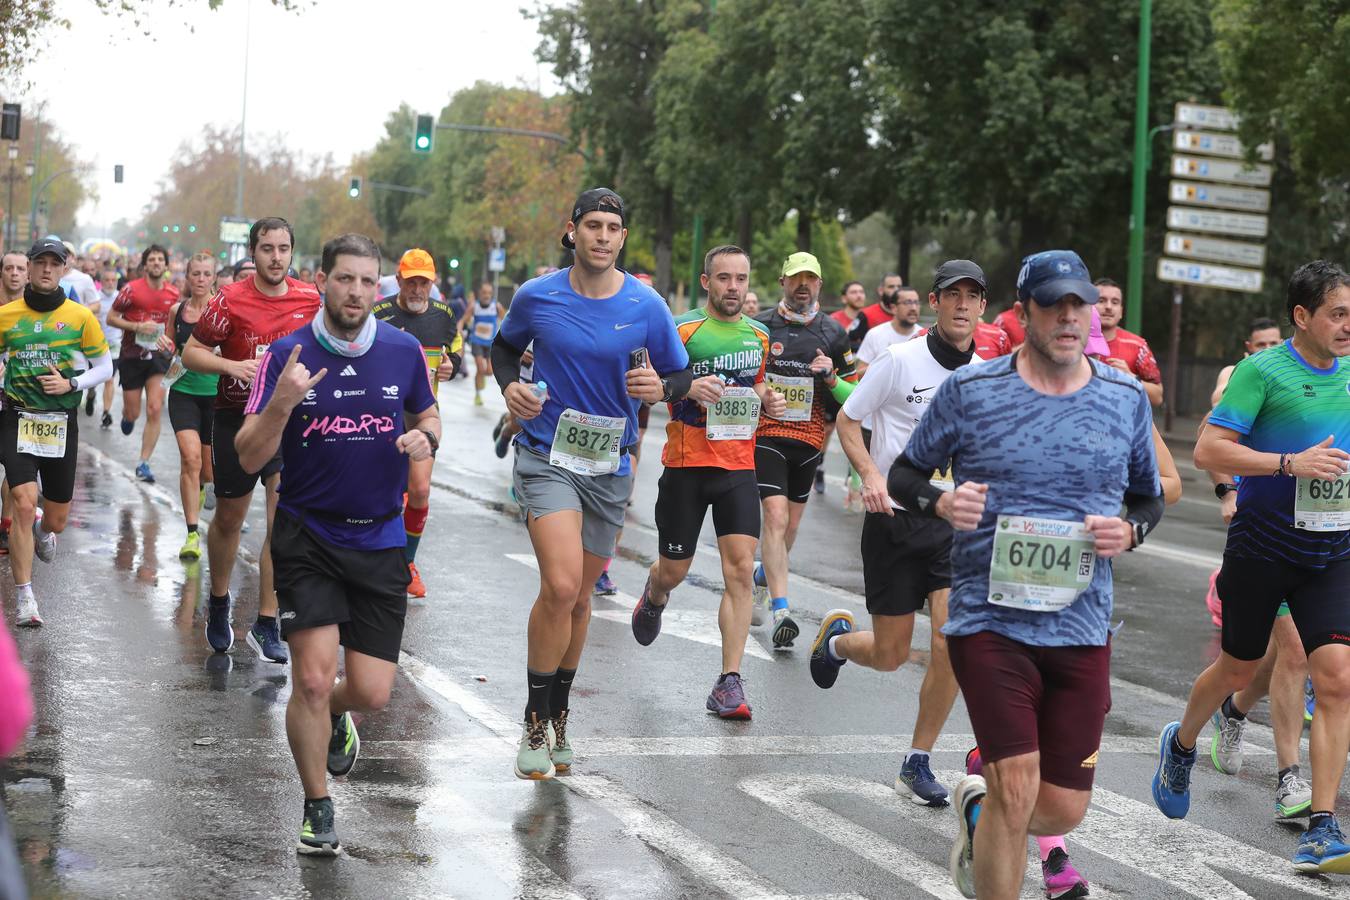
[737, 208, 754, 256]
[796, 208, 811, 252]
[654, 187, 675, 300]
[897, 221, 912, 285]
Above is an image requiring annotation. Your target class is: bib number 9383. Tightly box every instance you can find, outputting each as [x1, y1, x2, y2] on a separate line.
[706, 386, 761, 441]
[988, 515, 1096, 612]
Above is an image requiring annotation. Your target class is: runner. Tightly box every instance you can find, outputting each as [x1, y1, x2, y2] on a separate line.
[846, 273, 905, 348]
[1094, 277, 1164, 407]
[3, 239, 114, 627]
[0, 251, 25, 304]
[107, 244, 179, 483]
[742, 290, 761, 317]
[885, 249, 1161, 898]
[460, 281, 506, 407]
[372, 248, 463, 600]
[492, 187, 691, 779]
[236, 232, 439, 856]
[751, 251, 857, 646]
[164, 252, 220, 561]
[630, 244, 785, 719]
[993, 300, 1025, 349]
[93, 265, 122, 429]
[1152, 260, 1350, 873]
[812, 260, 989, 810]
[182, 217, 321, 664]
[829, 280, 869, 338]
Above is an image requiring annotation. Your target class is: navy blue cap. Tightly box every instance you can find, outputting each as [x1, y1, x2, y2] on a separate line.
[27, 237, 68, 263]
[1015, 250, 1099, 306]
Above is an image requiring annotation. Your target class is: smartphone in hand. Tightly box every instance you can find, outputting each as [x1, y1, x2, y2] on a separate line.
[629, 347, 649, 370]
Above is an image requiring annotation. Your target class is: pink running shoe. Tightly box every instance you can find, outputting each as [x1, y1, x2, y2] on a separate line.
[1041, 847, 1089, 899]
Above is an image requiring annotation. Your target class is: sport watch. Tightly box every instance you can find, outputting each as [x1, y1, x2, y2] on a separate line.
[1214, 483, 1238, 499]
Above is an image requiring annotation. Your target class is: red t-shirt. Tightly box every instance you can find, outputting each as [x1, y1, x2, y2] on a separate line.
[829, 308, 857, 330]
[992, 308, 1024, 347]
[975, 321, 1012, 358]
[111, 277, 179, 360]
[1105, 328, 1162, 383]
[192, 276, 322, 410]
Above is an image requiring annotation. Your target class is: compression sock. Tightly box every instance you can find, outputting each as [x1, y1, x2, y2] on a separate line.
[525, 668, 556, 722]
[550, 667, 576, 719]
[1221, 694, 1246, 721]
[403, 504, 428, 563]
[1036, 835, 1067, 862]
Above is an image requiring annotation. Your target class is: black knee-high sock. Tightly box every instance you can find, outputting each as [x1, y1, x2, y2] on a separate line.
[525, 668, 556, 722]
[551, 667, 576, 719]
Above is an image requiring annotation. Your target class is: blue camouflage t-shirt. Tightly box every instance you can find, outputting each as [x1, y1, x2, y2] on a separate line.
[905, 354, 1161, 647]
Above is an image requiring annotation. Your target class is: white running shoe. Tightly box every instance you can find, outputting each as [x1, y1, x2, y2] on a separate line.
[15, 594, 42, 627]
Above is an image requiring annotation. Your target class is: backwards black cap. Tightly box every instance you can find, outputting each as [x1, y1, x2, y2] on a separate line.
[561, 187, 626, 250]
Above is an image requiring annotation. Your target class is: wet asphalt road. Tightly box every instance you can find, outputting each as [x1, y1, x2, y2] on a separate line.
[2, 374, 1344, 899]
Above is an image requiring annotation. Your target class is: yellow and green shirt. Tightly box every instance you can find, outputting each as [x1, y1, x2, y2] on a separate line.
[0, 298, 109, 411]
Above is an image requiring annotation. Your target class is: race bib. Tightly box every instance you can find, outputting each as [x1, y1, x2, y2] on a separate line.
[706, 386, 761, 441]
[988, 515, 1096, 612]
[1295, 475, 1350, 532]
[135, 323, 164, 350]
[550, 408, 625, 476]
[16, 410, 67, 459]
[766, 373, 813, 422]
[474, 321, 494, 341]
[163, 355, 186, 387]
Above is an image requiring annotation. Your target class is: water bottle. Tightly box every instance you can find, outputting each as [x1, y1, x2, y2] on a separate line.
[530, 380, 548, 403]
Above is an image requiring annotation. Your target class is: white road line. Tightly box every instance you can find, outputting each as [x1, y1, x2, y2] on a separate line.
[1133, 541, 1221, 569]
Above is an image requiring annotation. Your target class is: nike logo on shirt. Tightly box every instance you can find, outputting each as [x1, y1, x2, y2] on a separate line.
[912, 385, 936, 393]
[614, 323, 633, 330]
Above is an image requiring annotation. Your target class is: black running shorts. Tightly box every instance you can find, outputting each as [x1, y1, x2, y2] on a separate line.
[860, 509, 952, 616]
[754, 435, 822, 503]
[0, 408, 79, 504]
[654, 466, 760, 559]
[1217, 553, 1350, 659]
[168, 390, 214, 444]
[119, 354, 172, 391]
[211, 408, 281, 499]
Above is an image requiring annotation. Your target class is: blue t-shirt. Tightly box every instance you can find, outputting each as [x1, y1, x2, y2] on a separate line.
[905, 355, 1160, 647]
[500, 268, 688, 477]
[246, 320, 437, 550]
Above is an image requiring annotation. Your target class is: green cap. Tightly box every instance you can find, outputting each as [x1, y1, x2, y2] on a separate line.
[781, 251, 821, 279]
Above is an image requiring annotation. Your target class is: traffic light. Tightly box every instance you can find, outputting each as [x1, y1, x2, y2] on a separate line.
[162, 225, 169, 233]
[412, 114, 434, 154]
[348, 176, 362, 198]
[188, 224, 197, 233]
[448, 257, 459, 269]
[114, 164, 124, 184]
[0, 103, 19, 141]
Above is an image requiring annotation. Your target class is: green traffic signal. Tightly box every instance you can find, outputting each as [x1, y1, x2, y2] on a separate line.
[162, 225, 169, 233]
[449, 257, 460, 269]
[413, 114, 434, 154]
[348, 176, 362, 198]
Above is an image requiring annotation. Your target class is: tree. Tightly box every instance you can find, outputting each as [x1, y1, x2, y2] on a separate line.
[0, 117, 93, 244]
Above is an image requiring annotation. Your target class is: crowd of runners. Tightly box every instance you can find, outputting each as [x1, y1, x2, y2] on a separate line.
[3, 183, 1349, 899]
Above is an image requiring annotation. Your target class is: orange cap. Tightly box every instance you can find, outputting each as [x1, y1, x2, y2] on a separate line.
[398, 248, 436, 280]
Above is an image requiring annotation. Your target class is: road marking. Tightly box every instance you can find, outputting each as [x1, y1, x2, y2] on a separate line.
[1134, 541, 1221, 569]
[504, 553, 773, 661]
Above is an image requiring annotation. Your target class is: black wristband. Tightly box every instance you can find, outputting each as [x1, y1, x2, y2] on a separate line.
[420, 429, 439, 455]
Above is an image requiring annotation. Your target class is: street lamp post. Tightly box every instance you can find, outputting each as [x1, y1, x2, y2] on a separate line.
[4, 145, 17, 249]
[1125, 0, 1153, 336]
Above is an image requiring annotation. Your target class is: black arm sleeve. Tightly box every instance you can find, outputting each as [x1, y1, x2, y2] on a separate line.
[491, 332, 525, 393]
[1123, 490, 1165, 542]
[658, 366, 694, 402]
[887, 452, 947, 518]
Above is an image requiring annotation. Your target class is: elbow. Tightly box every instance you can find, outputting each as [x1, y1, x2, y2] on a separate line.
[1163, 476, 1183, 506]
[1193, 442, 1213, 472]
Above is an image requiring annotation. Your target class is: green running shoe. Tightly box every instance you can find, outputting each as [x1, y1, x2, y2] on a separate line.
[549, 711, 573, 772]
[327, 711, 359, 778]
[515, 713, 556, 780]
[297, 797, 341, 856]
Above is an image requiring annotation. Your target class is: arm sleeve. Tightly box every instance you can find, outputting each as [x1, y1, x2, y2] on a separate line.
[888, 452, 947, 517]
[491, 331, 525, 392]
[243, 347, 284, 415]
[74, 352, 114, 390]
[191, 291, 231, 347]
[1208, 357, 1265, 436]
[828, 376, 856, 403]
[1124, 491, 1165, 538]
[841, 347, 896, 422]
[831, 327, 857, 380]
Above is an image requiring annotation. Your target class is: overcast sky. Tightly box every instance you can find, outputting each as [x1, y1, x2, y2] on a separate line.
[6, 0, 559, 233]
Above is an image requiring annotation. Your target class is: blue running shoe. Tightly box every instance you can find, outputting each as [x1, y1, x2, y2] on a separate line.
[809, 609, 854, 689]
[247, 618, 289, 664]
[753, 564, 767, 588]
[1306, 676, 1316, 723]
[949, 774, 985, 898]
[1151, 721, 1195, 819]
[205, 595, 233, 652]
[594, 571, 617, 596]
[897, 753, 950, 807]
[120, 418, 134, 436]
[631, 577, 666, 646]
[135, 461, 154, 483]
[706, 672, 751, 720]
[1295, 816, 1350, 873]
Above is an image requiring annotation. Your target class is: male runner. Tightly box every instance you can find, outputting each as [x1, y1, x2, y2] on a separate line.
[751, 251, 856, 646]
[0, 252, 26, 303]
[812, 260, 988, 808]
[630, 245, 786, 719]
[183, 217, 321, 664]
[2, 239, 114, 626]
[887, 250, 1161, 898]
[993, 300, 1025, 349]
[855, 285, 921, 372]
[847, 273, 905, 348]
[743, 291, 761, 316]
[492, 187, 692, 780]
[829, 280, 869, 338]
[1094, 277, 1163, 407]
[372, 248, 463, 599]
[93, 265, 122, 428]
[238, 232, 439, 857]
[108, 244, 179, 483]
[1152, 260, 1350, 873]
[461, 281, 506, 406]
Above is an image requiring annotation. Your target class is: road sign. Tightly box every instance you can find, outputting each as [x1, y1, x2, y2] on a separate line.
[1164, 232, 1267, 268]
[1174, 102, 1239, 131]
[488, 247, 506, 273]
[219, 217, 251, 245]
[1172, 130, 1273, 162]
[490, 226, 506, 245]
[1167, 180, 1270, 213]
[1166, 206, 1268, 239]
[1158, 257, 1263, 293]
[1170, 154, 1272, 187]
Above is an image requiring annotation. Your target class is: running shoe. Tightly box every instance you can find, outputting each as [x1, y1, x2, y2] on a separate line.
[84, 391, 94, 416]
[965, 746, 983, 776]
[631, 577, 666, 646]
[205, 594, 233, 652]
[494, 427, 512, 459]
[1041, 846, 1089, 900]
[515, 714, 556, 780]
[14, 594, 41, 628]
[492, 414, 507, 441]
[0, 528, 9, 556]
[1294, 816, 1350, 873]
[896, 753, 949, 807]
[297, 797, 341, 857]
[134, 461, 154, 483]
[120, 418, 134, 436]
[32, 515, 55, 563]
[1276, 765, 1313, 820]
[706, 672, 752, 720]
[813, 468, 825, 495]
[1209, 706, 1246, 775]
[1306, 676, 1316, 723]
[949, 774, 985, 899]
[247, 618, 289, 664]
[100, 410, 112, 430]
[202, 485, 217, 511]
[407, 562, 427, 599]
[750, 595, 766, 626]
[808, 609, 854, 689]
[771, 607, 799, 648]
[327, 711, 360, 777]
[594, 571, 617, 596]
[1151, 721, 1194, 819]
[179, 531, 202, 560]
[548, 711, 573, 771]
[474, 393, 484, 406]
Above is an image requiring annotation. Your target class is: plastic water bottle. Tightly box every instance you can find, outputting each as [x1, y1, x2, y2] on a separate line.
[530, 380, 548, 402]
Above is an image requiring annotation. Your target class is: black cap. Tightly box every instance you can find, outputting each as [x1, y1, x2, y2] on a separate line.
[233, 258, 256, 277]
[561, 187, 626, 250]
[27, 238, 68, 264]
[932, 259, 987, 293]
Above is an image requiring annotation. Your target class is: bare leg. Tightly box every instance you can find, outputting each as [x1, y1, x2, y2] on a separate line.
[911, 590, 958, 751]
[716, 534, 757, 673]
[1307, 643, 1350, 812]
[259, 474, 280, 618]
[139, 375, 166, 462]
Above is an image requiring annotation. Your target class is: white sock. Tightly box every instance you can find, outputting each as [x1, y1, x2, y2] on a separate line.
[904, 747, 930, 765]
[828, 634, 844, 663]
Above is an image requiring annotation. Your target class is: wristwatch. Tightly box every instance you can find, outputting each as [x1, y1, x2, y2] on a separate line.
[1131, 520, 1149, 549]
[1214, 483, 1238, 499]
[419, 429, 439, 456]
[68, 375, 79, 392]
